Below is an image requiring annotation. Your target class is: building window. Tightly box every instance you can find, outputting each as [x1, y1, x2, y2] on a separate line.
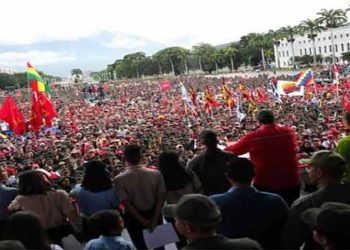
[308, 40, 311, 43]
[304, 48, 307, 54]
[329, 45, 332, 52]
[340, 34, 343, 38]
[334, 35, 337, 39]
[309, 48, 312, 54]
[347, 43, 350, 51]
[324, 46, 327, 53]
[286, 51, 289, 57]
[323, 37, 326, 41]
[304, 40, 306, 43]
[299, 41, 301, 44]
[300, 49, 303, 55]
[282, 51, 285, 57]
[341, 44, 344, 52]
[329, 36, 331, 40]
[318, 38, 321, 41]
[283, 62, 286, 67]
[347, 33, 349, 37]
[279, 52, 281, 57]
[319, 47, 322, 54]
[335, 44, 338, 52]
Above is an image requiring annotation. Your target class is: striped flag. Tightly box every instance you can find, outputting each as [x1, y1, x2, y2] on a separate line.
[221, 78, 234, 107]
[296, 69, 314, 87]
[27, 63, 51, 93]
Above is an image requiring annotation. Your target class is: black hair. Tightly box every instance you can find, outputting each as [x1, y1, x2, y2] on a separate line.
[4, 212, 50, 250]
[81, 160, 112, 192]
[18, 171, 53, 196]
[123, 144, 141, 165]
[87, 210, 123, 237]
[226, 157, 256, 183]
[200, 130, 218, 148]
[158, 151, 192, 191]
[257, 110, 275, 124]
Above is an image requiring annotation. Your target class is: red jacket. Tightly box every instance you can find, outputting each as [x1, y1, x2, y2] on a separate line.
[225, 124, 300, 189]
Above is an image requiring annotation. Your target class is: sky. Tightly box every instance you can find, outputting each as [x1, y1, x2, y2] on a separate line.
[0, 0, 349, 76]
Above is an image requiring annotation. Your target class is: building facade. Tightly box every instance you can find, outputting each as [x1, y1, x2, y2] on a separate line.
[275, 24, 350, 67]
[0, 67, 16, 74]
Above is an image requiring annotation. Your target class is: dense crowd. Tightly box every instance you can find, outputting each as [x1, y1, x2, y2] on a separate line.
[0, 72, 350, 250]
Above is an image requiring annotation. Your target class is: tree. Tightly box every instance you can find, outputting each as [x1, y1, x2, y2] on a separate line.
[192, 43, 217, 73]
[71, 68, 82, 75]
[294, 55, 313, 65]
[279, 26, 299, 68]
[213, 49, 225, 71]
[317, 9, 347, 64]
[106, 64, 115, 80]
[298, 19, 325, 65]
[152, 47, 189, 75]
[238, 32, 273, 69]
[123, 52, 146, 78]
[342, 52, 350, 62]
[222, 46, 238, 71]
[271, 29, 285, 68]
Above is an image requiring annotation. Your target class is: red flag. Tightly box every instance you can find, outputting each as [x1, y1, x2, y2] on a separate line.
[221, 83, 234, 107]
[0, 96, 26, 135]
[257, 88, 268, 103]
[160, 80, 172, 91]
[30, 92, 56, 132]
[30, 93, 43, 133]
[204, 86, 219, 113]
[38, 92, 56, 127]
[189, 86, 197, 106]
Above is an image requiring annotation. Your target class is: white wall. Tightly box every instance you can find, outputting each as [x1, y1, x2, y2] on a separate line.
[276, 24, 350, 67]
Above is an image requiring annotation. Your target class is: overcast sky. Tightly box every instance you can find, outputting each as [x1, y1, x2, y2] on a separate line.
[0, 0, 349, 76]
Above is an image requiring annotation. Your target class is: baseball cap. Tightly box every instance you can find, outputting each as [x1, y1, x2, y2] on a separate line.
[162, 194, 221, 228]
[301, 202, 350, 236]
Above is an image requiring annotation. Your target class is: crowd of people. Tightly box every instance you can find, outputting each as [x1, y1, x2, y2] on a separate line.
[0, 72, 349, 250]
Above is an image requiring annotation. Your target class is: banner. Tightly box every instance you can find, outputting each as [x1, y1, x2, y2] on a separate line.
[160, 80, 172, 91]
[277, 81, 304, 96]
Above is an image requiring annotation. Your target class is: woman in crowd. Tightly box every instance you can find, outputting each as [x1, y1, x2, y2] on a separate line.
[70, 160, 119, 217]
[158, 151, 201, 204]
[158, 151, 201, 249]
[70, 160, 119, 240]
[8, 170, 78, 244]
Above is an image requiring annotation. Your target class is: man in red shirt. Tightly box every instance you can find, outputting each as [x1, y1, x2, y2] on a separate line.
[225, 110, 300, 206]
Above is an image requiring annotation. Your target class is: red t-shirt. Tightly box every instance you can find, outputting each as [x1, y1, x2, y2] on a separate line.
[225, 124, 300, 189]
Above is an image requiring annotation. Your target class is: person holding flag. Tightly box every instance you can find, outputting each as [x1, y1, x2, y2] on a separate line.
[180, 82, 197, 117]
[0, 96, 26, 135]
[221, 78, 235, 110]
[27, 63, 56, 133]
[204, 86, 219, 114]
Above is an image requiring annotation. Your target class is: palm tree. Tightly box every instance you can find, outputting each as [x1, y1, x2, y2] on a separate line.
[222, 47, 238, 72]
[298, 19, 325, 65]
[272, 29, 285, 68]
[279, 26, 299, 68]
[317, 9, 347, 64]
[213, 49, 224, 71]
[153, 52, 164, 75]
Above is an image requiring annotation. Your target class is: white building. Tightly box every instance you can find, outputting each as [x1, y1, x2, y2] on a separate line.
[0, 67, 17, 74]
[275, 24, 350, 67]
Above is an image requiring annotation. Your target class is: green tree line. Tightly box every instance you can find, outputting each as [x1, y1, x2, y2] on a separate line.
[0, 71, 62, 90]
[97, 8, 349, 80]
